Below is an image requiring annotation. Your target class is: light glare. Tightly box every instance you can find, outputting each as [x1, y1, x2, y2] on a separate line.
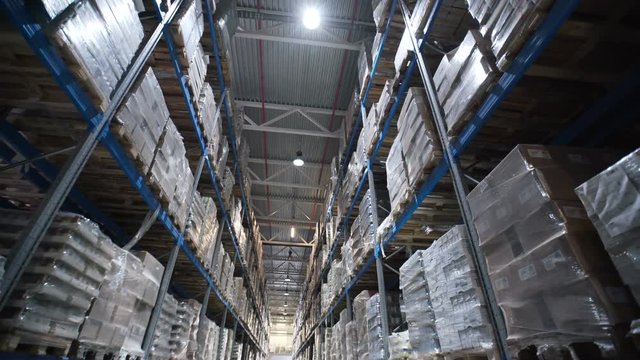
[302, 7, 321, 30]
[290, 226, 296, 238]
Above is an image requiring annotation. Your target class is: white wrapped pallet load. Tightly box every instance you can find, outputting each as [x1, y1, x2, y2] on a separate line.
[575, 148, 640, 305]
[50, 0, 144, 108]
[353, 290, 372, 359]
[399, 250, 440, 357]
[468, 145, 637, 353]
[423, 226, 493, 355]
[388, 331, 412, 360]
[171, 300, 200, 360]
[150, 293, 179, 359]
[170, 0, 205, 63]
[0, 211, 116, 354]
[345, 322, 358, 360]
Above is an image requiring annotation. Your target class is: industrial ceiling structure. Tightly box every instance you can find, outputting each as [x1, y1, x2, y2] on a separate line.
[226, 0, 375, 345]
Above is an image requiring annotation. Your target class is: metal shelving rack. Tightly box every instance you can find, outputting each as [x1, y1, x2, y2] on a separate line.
[292, 0, 582, 358]
[0, 0, 267, 357]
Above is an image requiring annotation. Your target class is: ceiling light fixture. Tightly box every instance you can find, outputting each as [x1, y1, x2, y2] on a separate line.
[284, 274, 291, 282]
[293, 150, 304, 167]
[302, 7, 321, 30]
[284, 301, 288, 307]
[290, 226, 296, 238]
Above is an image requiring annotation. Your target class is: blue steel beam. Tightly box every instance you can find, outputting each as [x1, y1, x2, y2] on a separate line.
[3, 0, 261, 351]
[0, 120, 127, 243]
[203, 2, 267, 343]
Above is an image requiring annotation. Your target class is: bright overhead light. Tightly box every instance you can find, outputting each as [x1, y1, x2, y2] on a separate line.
[285, 290, 290, 296]
[290, 226, 296, 238]
[302, 7, 321, 30]
[284, 274, 291, 282]
[284, 302, 288, 307]
[293, 150, 304, 167]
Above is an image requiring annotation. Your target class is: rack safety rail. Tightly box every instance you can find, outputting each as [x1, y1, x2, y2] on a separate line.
[292, 0, 580, 358]
[0, 0, 267, 356]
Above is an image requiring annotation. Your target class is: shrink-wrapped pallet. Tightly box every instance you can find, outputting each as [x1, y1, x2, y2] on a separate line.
[465, 0, 554, 70]
[345, 322, 358, 360]
[114, 68, 171, 176]
[0, 211, 116, 353]
[389, 331, 412, 360]
[468, 145, 637, 351]
[195, 317, 219, 360]
[354, 291, 372, 359]
[150, 293, 179, 359]
[386, 88, 441, 212]
[196, 83, 222, 158]
[394, 0, 437, 74]
[77, 249, 163, 357]
[399, 250, 439, 357]
[50, 0, 143, 108]
[433, 29, 498, 135]
[422, 226, 493, 354]
[575, 148, 640, 305]
[372, 0, 391, 31]
[171, 300, 200, 359]
[221, 167, 236, 204]
[171, 0, 204, 63]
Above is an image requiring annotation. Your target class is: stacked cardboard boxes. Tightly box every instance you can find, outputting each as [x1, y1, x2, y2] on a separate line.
[434, 30, 499, 136]
[354, 290, 372, 359]
[366, 293, 403, 360]
[78, 249, 163, 357]
[398, 250, 439, 357]
[576, 149, 640, 307]
[423, 226, 494, 354]
[150, 294, 179, 359]
[468, 145, 636, 351]
[0, 211, 116, 353]
[386, 87, 441, 212]
[388, 331, 412, 360]
[171, 300, 200, 359]
[195, 317, 219, 360]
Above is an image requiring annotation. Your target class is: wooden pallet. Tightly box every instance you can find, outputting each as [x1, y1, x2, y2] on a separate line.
[0, 330, 72, 357]
[76, 344, 143, 360]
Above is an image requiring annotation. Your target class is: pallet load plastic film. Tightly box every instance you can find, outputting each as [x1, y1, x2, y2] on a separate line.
[366, 293, 403, 360]
[433, 29, 499, 136]
[372, 0, 391, 31]
[465, 0, 555, 71]
[170, 0, 204, 65]
[330, 321, 342, 360]
[345, 321, 358, 360]
[327, 259, 346, 303]
[184, 193, 219, 269]
[395, 0, 437, 74]
[357, 38, 374, 97]
[423, 226, 493, 355]
[353, 290, 372, 359]
[386, 87, 441, 213]
[50, 0, 144, 108]
[575, 149, 640, 309]
[113, 67, 171, 177]
[399, 250, 439, 357]
[197, 83, 222, 160]
[467, 144, 638, 352]
[0, 211, 116, 353]
[171, 300, 200, 359]
[77, 248, 163, 357]
[359, 189, 377, 256]
[388, 330, 412, 360]
[195, 317, 219, 360]
[324, 327, 333, 360]
[221, 166, 236, 204]
[150, 293, 179, 359]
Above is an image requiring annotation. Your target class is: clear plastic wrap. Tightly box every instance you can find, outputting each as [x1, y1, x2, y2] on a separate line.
[151, 293, 179, 359]
[354, 291, 372, 360]
[77, 249, 162, 357]
[196, 83, 221, 158]
[372, 0, 391, 30]
[367, 294, 386, 360]
[171, 0, 205, 63]
[388, 331, 412, 360]
[195, 317, 219, 360]
[171, 300, 200, 360]
[51, 0, 143, 108]
[576, 148, 640, 304]
[432, 29, 498, 135]
[114, 68, 170, 176]
[0, 211, 116, 350]
[357, 42, 373, 96]
[345, 321, 358, 360]
[221, 166, 236, 204]
[468, 145, 635, 350]
[38, 0, 76, 19]
[399, 250, 439, 357]
[422, 226, 493, 354]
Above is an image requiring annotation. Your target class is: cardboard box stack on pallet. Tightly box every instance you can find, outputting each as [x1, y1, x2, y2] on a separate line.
[0, 211, 116, 355]
[576, 148, 640, 332]
[150, 293, 179, 359]
[195, 317, 220, 360]
[366, 292, 403, 360]
[468, 145, 638, 356]
[385, 87, 441, 215]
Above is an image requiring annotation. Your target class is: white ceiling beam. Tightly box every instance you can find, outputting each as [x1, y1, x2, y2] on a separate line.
[256, 216, 316, 226]
[251, 179, 325, 190]
[235, 31, 361, 51]
[248, 157, 325, 169]
[244, 123, 342, 139]
[236, 100, 347, 116]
